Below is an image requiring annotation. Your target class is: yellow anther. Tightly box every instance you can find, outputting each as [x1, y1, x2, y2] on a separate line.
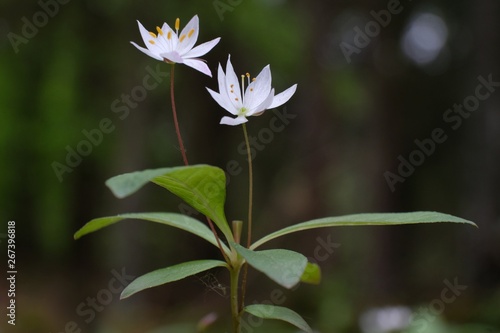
[235, 98, 239, 101]
[246, 73, 250, 78]
[156, 26, 164, 36]
[179, 34, 186, 42]
[252, 78, 256, 82]
[250, 88, 254, 92]
[149, 40, 155, 45]
[167, 31, 172, 40]
[175, 18, 180, 31]
[149, 31, 156, 38]
[230, 84, 234, 88]
[188, 29, 195, 38]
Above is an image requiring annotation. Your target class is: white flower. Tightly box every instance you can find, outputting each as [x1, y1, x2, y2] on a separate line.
[130, 15, 220, 77]
[207, 55, 297, 126]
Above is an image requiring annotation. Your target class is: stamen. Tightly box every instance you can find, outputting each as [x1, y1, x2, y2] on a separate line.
[149, 40, 155, 45]
[241, 75, 246, 102]
[156, 26, 164, 36]
[167, 31, 172, 40]
[188, 29, 195, 38]
[179, 34, 186, 42]
[252, 78, 256, 82]
[149, 32, 156, 38]
[175, 18, 180, 31]
[235, 98, 239, 101]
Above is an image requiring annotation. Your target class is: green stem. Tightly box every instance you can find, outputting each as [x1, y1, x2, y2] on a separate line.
[242, 123, 254, 247]
[230, 264, 242, 333]
[170, 64, 189, 166]
[239, 122, 254, 313]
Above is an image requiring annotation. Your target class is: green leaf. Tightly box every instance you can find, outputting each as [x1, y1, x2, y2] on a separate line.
[121, 260, 227, 299]
[232, 243, 307, 289]
[244, 304, 312, 333]
[105, 167, 174, 198]
[73, 212, 231, 255]
[105, 165, 232, 241]
[151, 165, 230, 238]
[300, 262, 321, 285]
[251, 211, 477, 249]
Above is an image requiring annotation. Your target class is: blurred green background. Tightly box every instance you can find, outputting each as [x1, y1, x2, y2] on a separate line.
[1, 0, 499, 332]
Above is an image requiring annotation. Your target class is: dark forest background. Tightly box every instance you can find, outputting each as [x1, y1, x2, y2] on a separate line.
[0, 0, 499, 332]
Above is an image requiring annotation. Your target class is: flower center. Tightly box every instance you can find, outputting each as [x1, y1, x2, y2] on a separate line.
[228, 72, 257, 115]
[238, 107, 248, 116]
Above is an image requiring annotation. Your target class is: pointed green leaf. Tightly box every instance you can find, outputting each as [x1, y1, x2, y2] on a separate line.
[105, 167, 174, 198]
[251, 211, 477, 249]
[105, 165, 233, 242]
[121, 260, 228, 299]
[300, 262, 321, 285]
[73, 212, 230, 255]
[244, 304, 312, 333]
[232, 243, 307, 289]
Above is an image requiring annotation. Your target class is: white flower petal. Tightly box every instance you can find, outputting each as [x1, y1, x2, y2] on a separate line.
[137, 21, 154, 49]
[207, 88, 237, 114]
[248, 88, 274, 116]
[214, 61, 243, 108]
[184, 37, 220, 59]
[160, 51, 184, 63]
[220, 116, 248, 126]
[161, 21, 174, 34]
[224, 56, 243, 110]
[214, 63, 230, 105]
[135, 22, 165, 57]
[157, 22, 176, 51]
[183, 58, 212, 77]
[177, 15, 199, 55]
[268, 84, 297, 109]
[130, 41, 163, 61]
[244, 65, 272, 110]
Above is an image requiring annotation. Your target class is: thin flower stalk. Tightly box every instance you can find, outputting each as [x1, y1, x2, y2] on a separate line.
[238, 122, 254, 317]
[169, 64, 189, 166]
